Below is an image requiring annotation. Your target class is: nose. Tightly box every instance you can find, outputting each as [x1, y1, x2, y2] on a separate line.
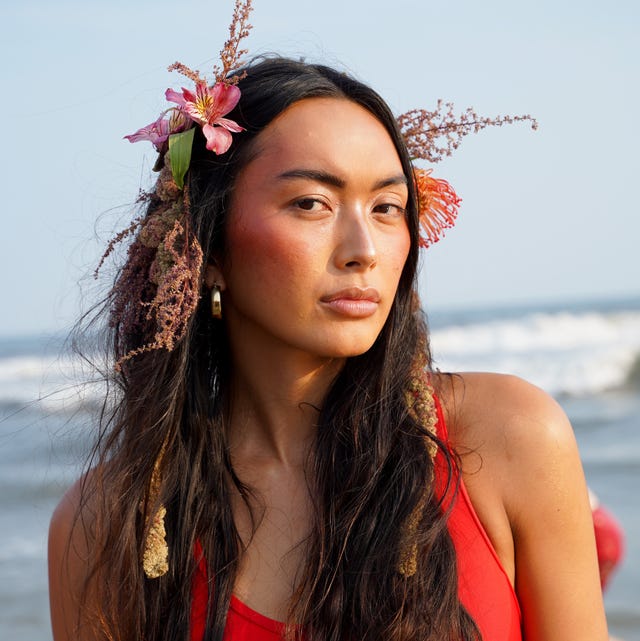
[333, 207, 378, 271]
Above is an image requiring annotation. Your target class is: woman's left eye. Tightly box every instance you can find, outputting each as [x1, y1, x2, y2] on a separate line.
[373, 203, 405, 216]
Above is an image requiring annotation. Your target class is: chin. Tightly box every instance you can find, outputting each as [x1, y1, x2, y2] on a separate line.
[315, 336, 380, 359]
[319, 323, 387, 358]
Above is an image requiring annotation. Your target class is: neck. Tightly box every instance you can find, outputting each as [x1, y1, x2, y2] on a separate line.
[225, 326, 344, 468]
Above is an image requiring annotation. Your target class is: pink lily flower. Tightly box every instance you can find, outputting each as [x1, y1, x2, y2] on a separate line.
[124, 109, 190, 152]
[124, 114, 172, 151]
[166, 82, 243, 154]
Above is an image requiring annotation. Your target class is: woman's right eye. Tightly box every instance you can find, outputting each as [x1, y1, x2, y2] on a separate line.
[294, 198, 326, 211]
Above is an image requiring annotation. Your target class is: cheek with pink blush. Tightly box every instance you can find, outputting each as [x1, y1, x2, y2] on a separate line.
[223, 212, 322, 302]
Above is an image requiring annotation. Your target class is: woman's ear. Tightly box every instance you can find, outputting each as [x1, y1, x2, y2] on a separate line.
[204, 260, 227, 290]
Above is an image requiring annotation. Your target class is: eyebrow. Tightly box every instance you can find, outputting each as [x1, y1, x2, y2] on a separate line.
[373, 174, 408, 190]
[276, 169, 407, 191]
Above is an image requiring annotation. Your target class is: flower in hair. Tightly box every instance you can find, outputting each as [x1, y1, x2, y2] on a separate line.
[124, 0, 253, 188]
[413, 168, 461, 248]
[124, 109, 191, 153]
[165, 82, 243, 154]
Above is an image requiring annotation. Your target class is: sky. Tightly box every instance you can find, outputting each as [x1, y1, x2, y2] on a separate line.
[1, 0, 638, 337]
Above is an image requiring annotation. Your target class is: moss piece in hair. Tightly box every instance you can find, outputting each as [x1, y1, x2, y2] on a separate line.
[398, 355, 438, 576]
[142, 440, 169, 579]
[142, 505, 169, 578]
[397, 492, 427, 577]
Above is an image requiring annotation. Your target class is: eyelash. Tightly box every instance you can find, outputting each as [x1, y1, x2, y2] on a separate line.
[293, 199, 406, 216]
[373, 203, 406, 216]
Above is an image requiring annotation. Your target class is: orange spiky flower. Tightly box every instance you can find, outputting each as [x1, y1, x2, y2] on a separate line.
[413, 168, 462, 249]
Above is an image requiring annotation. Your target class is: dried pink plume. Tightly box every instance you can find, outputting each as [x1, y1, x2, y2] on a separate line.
[397, 101, 538, 164]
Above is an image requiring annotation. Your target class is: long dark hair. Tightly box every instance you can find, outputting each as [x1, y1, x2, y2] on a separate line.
[78, 57, 479, 641]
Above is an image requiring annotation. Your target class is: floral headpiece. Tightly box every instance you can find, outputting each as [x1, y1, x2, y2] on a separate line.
[101, 0, 537, 371]
[106, 0, 538, 581]
[124, 1, 252, 188]
[97, 0, 253, 371]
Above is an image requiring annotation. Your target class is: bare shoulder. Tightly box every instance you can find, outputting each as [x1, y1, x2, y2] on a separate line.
[434, 371, 570, 433]
[49, 473, 97, 564]
[434, 372, 574, 460]
[434, 372, 580, 521]
[49, 472, 103, 641]
[434, 372, 608, 640]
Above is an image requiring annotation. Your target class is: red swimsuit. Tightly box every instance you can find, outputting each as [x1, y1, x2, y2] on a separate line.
[191, 396, 523, 640]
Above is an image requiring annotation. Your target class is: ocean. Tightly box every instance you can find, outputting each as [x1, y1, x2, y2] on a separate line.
[1, 296, 639, 639]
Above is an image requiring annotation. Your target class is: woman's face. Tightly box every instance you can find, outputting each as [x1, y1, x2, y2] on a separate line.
[209, 97, 411, 361]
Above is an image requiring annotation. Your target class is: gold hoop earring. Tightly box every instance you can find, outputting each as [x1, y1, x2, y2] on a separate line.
[211, 284, 222, 319]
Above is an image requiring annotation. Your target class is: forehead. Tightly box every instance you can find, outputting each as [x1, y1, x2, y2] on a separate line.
[246, 97, 405, 180]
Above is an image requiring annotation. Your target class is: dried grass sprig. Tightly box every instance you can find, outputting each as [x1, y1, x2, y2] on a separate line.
[166, 61, 205, 86]
[140, 209, 203, 350]
[214, 0, 254, 85]
[398, 101, 538, 164]
[94, 216, 145, 278]
[166, 1, 253, 87]
[97, 168, 204, 372]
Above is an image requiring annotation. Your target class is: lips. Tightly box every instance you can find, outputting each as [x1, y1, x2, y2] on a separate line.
[321, 287, 381, 303]
[320, 287, 381, 318]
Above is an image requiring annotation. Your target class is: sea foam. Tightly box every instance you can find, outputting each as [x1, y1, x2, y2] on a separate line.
[431, 309, 640, 397]
[1, 305, 639, 409]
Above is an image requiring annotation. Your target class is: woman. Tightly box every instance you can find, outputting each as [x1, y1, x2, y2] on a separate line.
[48, 9, 608, 640]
